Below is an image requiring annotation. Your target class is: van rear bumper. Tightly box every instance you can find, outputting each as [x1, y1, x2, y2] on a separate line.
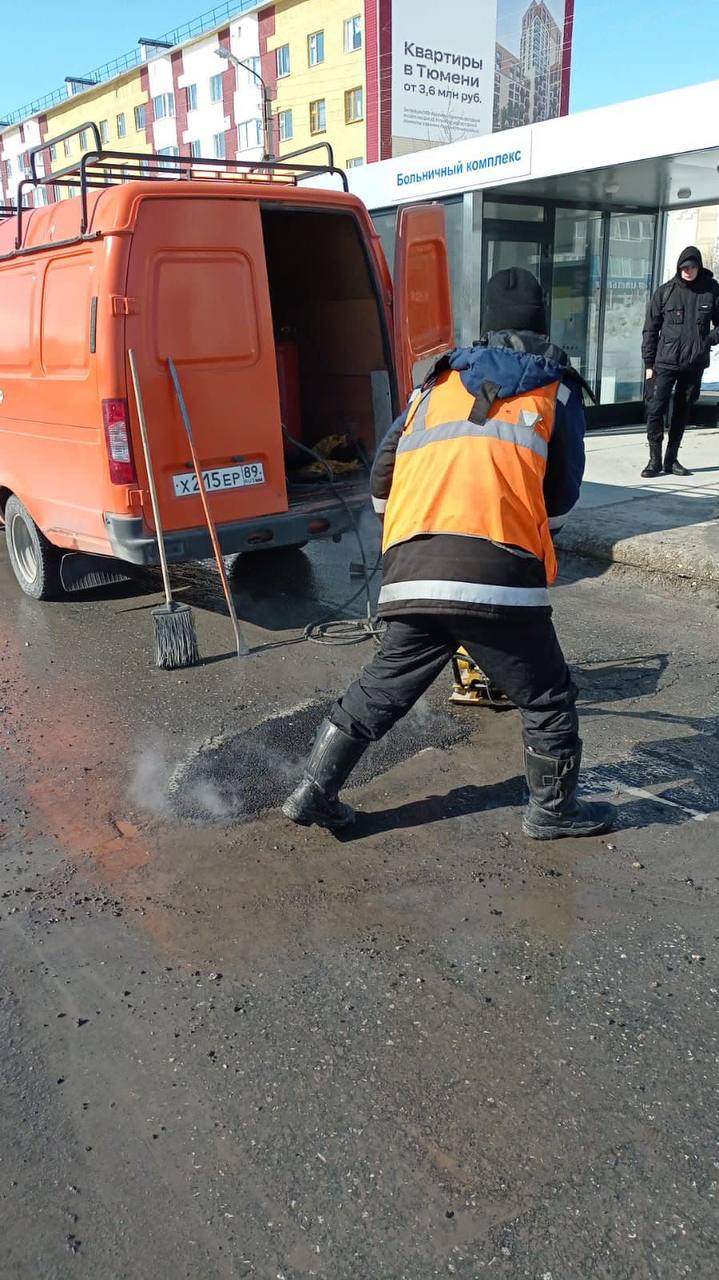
[104, 499, 367, 566]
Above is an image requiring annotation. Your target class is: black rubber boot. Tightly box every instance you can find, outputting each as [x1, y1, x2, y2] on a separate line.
[522, 745, 615, 841]
[641, 442, 663, 478]
[664, 444, 691, 476]
[282, 719, 367, 830]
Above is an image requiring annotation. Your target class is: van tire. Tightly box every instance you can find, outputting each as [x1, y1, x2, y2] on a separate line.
[4, 496, 63, 600]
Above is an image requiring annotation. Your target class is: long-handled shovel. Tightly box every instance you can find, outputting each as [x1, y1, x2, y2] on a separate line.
[128, 349, 200, 670]
[167, 356, 248, 659]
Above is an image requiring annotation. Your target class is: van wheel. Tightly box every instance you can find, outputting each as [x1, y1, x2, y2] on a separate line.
[4, 496, 63, 600]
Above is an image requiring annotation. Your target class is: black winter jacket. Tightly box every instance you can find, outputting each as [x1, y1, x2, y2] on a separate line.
[642, 246, 719, 371]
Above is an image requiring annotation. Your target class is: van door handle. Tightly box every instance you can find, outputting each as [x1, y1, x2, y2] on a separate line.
[111, 295, 139, 316]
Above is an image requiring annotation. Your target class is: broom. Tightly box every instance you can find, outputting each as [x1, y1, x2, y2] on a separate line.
[128, 349, 200, 670]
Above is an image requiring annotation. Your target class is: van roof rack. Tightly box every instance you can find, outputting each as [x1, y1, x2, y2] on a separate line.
[5, 122, 349, 252]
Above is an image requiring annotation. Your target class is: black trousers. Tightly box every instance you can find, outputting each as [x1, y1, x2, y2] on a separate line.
[645, 366, 702, 448]
[331, 614, 579, 759]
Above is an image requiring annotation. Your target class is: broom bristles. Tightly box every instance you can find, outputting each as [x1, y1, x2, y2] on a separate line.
[153, 602, 200, 670]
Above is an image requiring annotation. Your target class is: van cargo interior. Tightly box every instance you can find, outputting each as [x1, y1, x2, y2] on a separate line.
[261, 207, 394, 489]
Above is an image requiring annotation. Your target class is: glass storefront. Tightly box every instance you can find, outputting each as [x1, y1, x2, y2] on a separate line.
[600, 213, 655, 403]
[550, 208, 603, 388]
[371, 194, 659, 417]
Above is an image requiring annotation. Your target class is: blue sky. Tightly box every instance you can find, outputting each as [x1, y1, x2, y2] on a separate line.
[2, 0, 719, 120]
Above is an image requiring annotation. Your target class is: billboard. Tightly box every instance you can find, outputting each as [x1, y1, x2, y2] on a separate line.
[391, 0, 499, 150]
[494, 0, 571, 132]
[389, 0, 572, 154]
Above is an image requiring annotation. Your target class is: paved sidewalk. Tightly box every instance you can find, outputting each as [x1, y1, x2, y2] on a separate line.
[559, 423, 719, 587]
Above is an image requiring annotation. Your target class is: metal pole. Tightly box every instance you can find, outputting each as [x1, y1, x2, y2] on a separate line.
[262, 84, 275, 162]
[128, 348, 174, 610]
[167, 357, 248, 659]
[217, 48, 274, 162]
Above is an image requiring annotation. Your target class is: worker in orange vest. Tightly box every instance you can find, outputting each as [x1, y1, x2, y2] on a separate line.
[284, 268, 615, 841]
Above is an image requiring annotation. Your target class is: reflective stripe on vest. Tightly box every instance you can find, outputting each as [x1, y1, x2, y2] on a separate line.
[382, 370, 560, 582]
[378, 579, 551, 609]
[396, 411, 548, 461]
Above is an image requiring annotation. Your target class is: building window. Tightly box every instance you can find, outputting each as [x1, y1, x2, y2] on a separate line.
[158, 146, 180, 156]
[6, 157, 13, 181]
[277, 108, 294, 142]
[309, 99, 326, 134]
[237, 118, 262, 152]
[116, 112, 126, 139]
[99, 120, 109, 144]
[63, 138, 71, 157]
[153, 93, 175, 120]
[243, 55, 260, 82]
[79, 128, 90, 150]
[210, 73, 224, 104]
[345, 86, 364, 123]
[35, 187, 49, 207]
[344, 15, 362, 53]
[189, 140, 202, 158]
[186, 83, 198, 112]
[213, 132, 226, 160]
[277, 109, 293, 142]
[346, 156, 364, 168]
[308, 31, 325, 66]
[276, 44, 290, 78]
[134, 103, 147, 131]
[48, 143, 57, 162]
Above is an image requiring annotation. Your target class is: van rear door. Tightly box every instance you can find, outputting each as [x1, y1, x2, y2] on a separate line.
[124, 196, 287, 536]
[393, 203, 454, 402]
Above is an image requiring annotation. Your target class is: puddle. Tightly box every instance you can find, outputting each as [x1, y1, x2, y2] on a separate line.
[167, 698, 473, 823]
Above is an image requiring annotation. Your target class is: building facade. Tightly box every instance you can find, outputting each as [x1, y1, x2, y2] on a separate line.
[0, 0, 573, 207]
[347, 80, 719, 420]
[260, 0, 366, 167]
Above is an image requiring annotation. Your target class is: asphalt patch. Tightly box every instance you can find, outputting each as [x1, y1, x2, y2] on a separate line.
[169, 698, 474, 823]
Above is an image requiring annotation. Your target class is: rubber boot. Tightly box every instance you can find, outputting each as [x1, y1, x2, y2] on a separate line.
[641, 442, 663, 478]
[522, 745, 615, 841]
[282, 719, 367, 830]
[663, 442, 691, 476]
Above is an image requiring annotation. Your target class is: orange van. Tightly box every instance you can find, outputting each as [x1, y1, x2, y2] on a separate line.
[0, 128, 453, 599]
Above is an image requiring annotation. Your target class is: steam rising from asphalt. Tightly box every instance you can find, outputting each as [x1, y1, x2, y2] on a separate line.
[128, 696, 471, 826]
[129, 741, 232, 821]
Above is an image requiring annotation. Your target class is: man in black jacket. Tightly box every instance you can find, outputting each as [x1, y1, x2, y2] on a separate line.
[641, 245, 719, 477]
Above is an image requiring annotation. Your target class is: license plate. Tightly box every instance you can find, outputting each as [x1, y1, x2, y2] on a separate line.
[172, 462, 265, 498]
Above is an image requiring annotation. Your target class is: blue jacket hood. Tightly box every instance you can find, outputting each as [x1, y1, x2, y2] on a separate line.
[447, 335, 569, 400]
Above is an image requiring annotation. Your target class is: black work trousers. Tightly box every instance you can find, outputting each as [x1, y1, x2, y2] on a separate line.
[645, 366, 702, 448]
[330, 614, 579, 759]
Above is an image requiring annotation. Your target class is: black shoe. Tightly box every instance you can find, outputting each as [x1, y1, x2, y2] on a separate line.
[522, 745, 615, 841]
[641, 444, 663, 478]
[282, 719, 367, 830]
[668, 459, 692, 476]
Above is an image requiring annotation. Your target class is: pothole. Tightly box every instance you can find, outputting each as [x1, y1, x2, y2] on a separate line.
[168, 697, 473, 823]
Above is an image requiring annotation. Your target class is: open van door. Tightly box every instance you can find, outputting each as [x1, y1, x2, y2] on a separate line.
[393, 203, 454, 403]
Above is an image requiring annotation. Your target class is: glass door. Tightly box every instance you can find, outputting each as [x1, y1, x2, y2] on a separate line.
[599, 212, 656, 403]
[481, 202, 554, 333]
[550, 208, 604, 391]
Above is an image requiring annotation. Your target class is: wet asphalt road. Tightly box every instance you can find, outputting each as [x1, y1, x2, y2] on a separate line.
[1, 524, 718, 1280]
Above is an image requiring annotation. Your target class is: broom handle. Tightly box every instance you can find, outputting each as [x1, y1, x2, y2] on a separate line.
[128, 349, 174, 610]
[167, 357, 248, 659]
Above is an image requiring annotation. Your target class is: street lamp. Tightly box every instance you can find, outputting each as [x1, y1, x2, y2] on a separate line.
[215, 46, 275, 162]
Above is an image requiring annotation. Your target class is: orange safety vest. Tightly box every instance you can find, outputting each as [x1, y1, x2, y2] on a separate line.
[382, 368, 562, 584]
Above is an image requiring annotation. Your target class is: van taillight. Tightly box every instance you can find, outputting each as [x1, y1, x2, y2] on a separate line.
[102, 399, 137, 485]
